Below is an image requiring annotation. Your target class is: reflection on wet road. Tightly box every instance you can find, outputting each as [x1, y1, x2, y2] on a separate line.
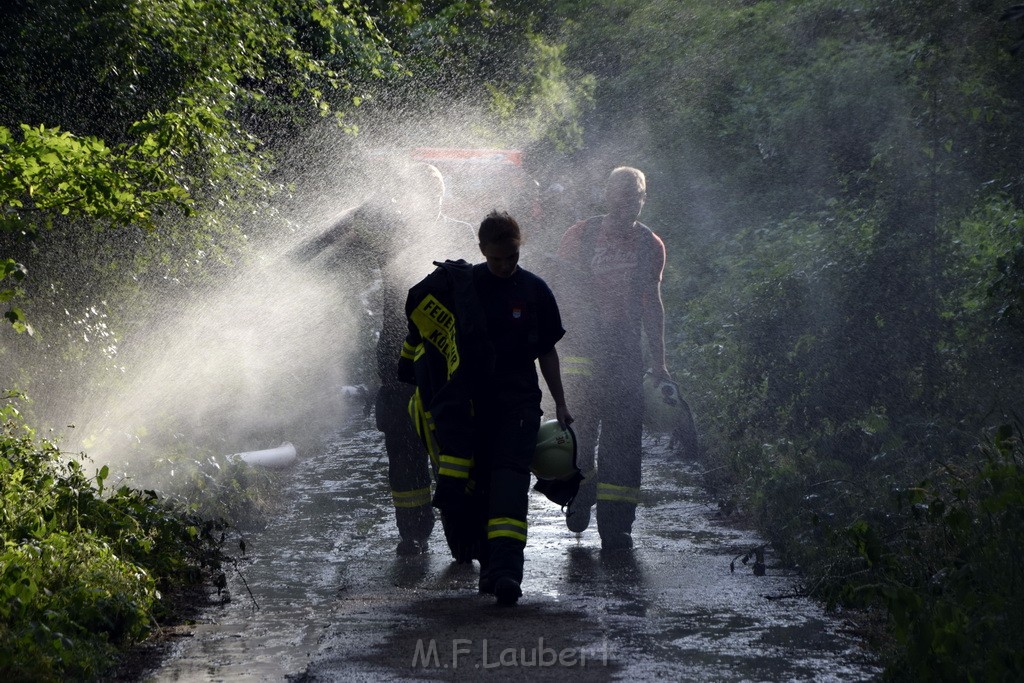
[149, 419, 880, 682]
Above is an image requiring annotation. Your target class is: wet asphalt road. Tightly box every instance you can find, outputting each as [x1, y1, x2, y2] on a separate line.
[148, 417, 880, 682]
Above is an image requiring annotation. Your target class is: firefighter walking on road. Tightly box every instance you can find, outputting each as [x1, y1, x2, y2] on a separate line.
[295, 162, 475, 556]
[472, 212, 572, 605]
[555, 166, 670, 551]
[375, 165, 476, 555]
[400, 211, 573, 605]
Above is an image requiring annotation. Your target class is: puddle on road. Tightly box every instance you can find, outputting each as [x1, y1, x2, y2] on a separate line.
[149, 420, 881, 682]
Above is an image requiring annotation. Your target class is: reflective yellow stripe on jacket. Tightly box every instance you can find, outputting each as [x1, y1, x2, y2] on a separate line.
[487, 517, 528, 543]
[438, 454, 473, 479]
[597, 482, 641, 505]
[400, 340, 419, 361]
[408, 389, 440, 467]
[391, 486, 432, 509]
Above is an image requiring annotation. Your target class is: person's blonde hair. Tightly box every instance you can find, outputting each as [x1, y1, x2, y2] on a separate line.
[607, 166, 646, 194]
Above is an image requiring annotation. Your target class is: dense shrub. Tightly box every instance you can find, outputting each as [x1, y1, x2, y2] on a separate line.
[844, 426, 1024, 681]
[0, 404, 230, 679]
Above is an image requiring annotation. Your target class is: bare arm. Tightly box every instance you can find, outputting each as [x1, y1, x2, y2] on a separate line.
[538, 347, 574, 429]
[643, 280, 671, 382]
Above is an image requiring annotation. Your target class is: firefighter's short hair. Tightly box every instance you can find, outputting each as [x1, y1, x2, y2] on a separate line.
[478, 210, 522, 247]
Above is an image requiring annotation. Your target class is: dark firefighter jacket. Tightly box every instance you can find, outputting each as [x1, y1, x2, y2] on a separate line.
[398, 259, 492, 492]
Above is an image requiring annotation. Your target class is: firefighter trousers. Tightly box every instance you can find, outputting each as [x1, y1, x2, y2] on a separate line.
[476, 406, 541, 585]
[569, 358, 644, 540]
[376, 384, 435, 542]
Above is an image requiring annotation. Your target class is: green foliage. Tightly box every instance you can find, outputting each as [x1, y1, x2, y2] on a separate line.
[338, 0, 593, 153]
[0, 258, 29, 335]
[0, 0, 396, 143]
[0, 402, 229, 679]
[555, 0, 1023, 231]
[839, 426, 1024, 680]
[486, 35, 595, 152]
[0, 122, 193, 333]
[551, 1, 1024, 678]
[125, 447, 278, 531]
[0, 123, 193, 229]
[0, 0, 404, 336]
[984, 199, 1024, 332]
[0, 529, 156, 678]
[677, 181, 1024, 678]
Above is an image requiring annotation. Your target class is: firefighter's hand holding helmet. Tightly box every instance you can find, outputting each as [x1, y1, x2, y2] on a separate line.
[650, 363, 672, 384]
[555, 403, 574, 430]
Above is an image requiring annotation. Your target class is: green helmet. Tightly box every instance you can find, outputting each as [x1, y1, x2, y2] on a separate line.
[532, 419, 578, 481]
[644, 375, 686, 434]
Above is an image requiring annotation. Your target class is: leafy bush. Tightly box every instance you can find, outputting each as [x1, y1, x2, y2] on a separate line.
[0, 529, 157, 678]
[0, 404, 229, 679]
[834, 425, 1024, 680]
[133, 447, 278, 532]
